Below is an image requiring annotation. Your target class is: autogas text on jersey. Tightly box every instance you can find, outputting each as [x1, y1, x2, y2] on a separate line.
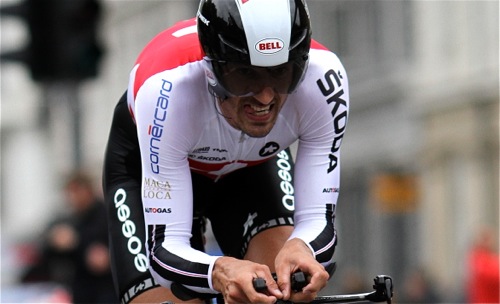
[144, 207, 172, 214]
[316, 69, 347, 174]
[322, 187, 339, 193]
[149, 79, 173, 174]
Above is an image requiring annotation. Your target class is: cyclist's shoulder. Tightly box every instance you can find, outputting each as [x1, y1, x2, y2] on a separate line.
[292, 43, 348, 104]
[290, 50, 348, 105]
[136, 18, 201, 66]
[308, 44, 346, 72]
[131, 17, 204, 93]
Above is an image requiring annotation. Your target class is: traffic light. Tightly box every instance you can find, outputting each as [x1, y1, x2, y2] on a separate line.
[1, 0, 104, 82]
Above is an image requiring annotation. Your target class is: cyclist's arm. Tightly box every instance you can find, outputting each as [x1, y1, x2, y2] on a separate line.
[133, 72, 221, 296]
[291, 50, 349, 263]
[275, 51, 349, 299]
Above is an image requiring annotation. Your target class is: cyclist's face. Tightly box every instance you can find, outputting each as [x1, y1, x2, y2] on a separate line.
[218, 87, 288, 138]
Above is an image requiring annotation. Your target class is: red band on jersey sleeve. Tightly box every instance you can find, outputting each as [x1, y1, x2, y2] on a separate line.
[133, 18, 204, 99]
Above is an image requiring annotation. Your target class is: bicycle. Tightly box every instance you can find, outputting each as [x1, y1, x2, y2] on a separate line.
[169, 262, 394, 304]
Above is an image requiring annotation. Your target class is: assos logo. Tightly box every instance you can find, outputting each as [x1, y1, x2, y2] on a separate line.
[149, 79, 172, 174]
[114, 188, 149, 273]
[255, 38, 284, 55]
[323, 187, 339, 193]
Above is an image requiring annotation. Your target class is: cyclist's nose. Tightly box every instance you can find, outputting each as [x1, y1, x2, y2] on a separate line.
[253, 86, 275, 104]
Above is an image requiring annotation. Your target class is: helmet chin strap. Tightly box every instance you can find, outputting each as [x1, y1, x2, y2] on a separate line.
[214, 96, 246, 134]
[213, 95, 232, 120]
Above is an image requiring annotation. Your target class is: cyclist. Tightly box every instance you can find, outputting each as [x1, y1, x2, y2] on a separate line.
[103, 0, 349, 303]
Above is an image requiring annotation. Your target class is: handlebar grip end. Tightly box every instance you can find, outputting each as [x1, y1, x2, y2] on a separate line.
[291, 271, 307, 292]
[253, 277, 267, 292]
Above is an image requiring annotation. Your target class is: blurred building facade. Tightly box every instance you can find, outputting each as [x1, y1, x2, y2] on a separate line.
[1, 0, 498, 301]
[315, 1, 499, 300]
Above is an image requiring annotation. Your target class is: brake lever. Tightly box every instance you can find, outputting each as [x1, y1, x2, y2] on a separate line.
[290, 262, 337, 291]
[291, 271, 307, 292]
[385, 277, 393, 304]
[365, 275, 393, 303]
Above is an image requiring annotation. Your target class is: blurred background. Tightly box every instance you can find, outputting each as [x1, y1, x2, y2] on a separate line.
[1, 0, 498, 303]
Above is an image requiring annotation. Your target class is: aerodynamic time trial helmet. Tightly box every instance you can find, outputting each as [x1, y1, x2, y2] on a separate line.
[197, 0, 312, 98]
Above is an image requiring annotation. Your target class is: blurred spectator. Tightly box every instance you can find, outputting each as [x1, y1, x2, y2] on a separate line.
[466, 226, 500, 304]
[401, 267, 441, 303]
[20, 171, 117, 303]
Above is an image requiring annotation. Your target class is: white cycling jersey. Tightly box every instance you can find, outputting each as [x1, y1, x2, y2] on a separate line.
[128, 18, 349, 294]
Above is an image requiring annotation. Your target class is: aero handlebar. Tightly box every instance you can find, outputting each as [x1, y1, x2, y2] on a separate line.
[253, 271, 394, 304]
[169, 262, 394, 304]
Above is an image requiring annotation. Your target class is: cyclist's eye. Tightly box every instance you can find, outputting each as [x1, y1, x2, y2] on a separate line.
[234, 68, 256, 77]
[269, 63, 294, 77]
[269, 67, 289, 77]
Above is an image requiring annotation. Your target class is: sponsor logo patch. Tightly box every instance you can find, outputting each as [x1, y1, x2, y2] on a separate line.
[255, 38, 284, 55]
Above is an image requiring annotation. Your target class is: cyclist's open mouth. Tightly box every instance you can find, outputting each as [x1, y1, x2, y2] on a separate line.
[244, 103, 274, 121]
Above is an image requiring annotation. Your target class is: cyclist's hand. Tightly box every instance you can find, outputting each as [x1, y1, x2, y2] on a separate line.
[212, 256, 283, 304]
[274, 238, 330, 302]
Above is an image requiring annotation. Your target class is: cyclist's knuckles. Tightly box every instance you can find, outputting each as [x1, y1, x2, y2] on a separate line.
[276, 280, 290, 293]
